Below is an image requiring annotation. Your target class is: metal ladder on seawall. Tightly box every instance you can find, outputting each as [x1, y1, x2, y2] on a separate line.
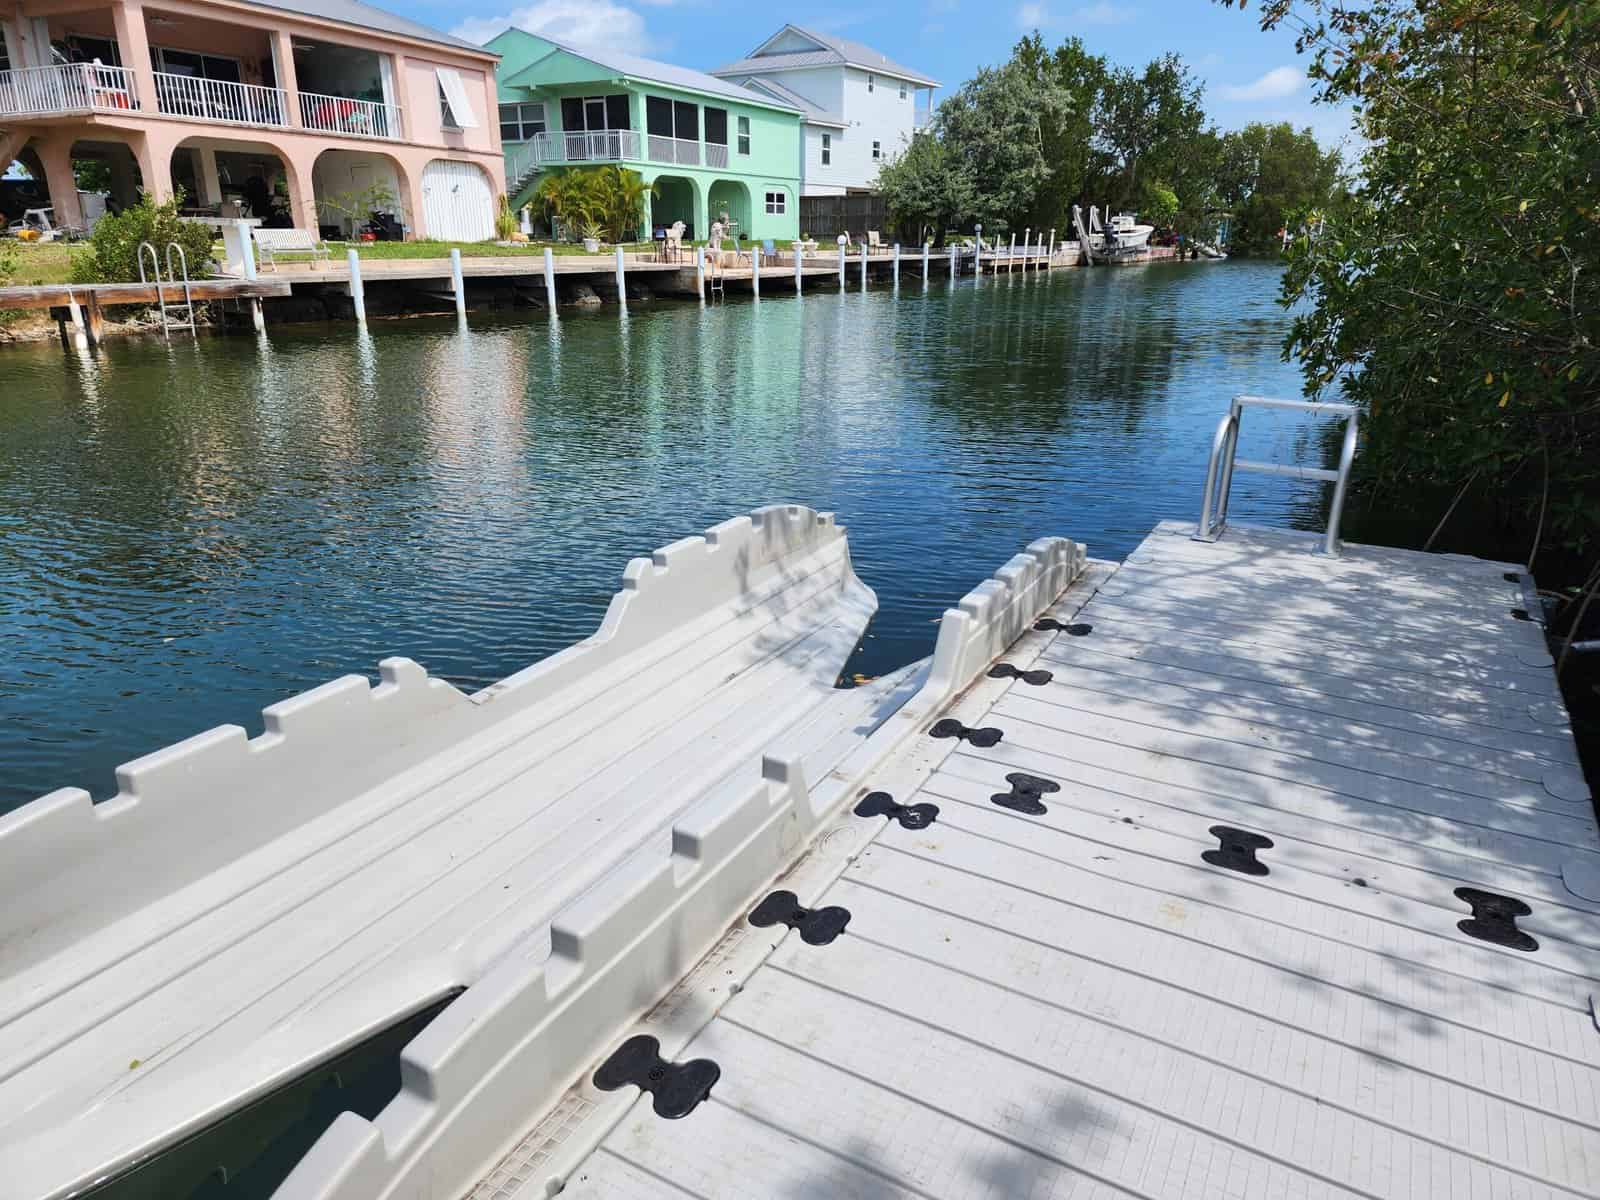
[137, 241, 197, 338]
[704, 246, 724, 299]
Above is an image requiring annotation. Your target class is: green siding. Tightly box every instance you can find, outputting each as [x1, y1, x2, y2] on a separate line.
[487, 27, 801, 240]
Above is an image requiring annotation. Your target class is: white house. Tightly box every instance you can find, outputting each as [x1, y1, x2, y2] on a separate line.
[711, 25, 937, 197]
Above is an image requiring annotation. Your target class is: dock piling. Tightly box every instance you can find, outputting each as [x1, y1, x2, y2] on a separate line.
[892, 243, 900, 288]
[922, 242, 929, 285]
[838, 245, 845, 289]
[347, 249, 366, 324]
[1048, 229, 1056, 267]
[794, 244, 802, 294]
[543, 248, 557, 308]
[450, 249, 466, 319]
[860, 243, 867, 288]
[248, 297, 264, 334]
[752, 246, 761, 298]
[614, 245, 626, 300]
[695, 245, 705, 300]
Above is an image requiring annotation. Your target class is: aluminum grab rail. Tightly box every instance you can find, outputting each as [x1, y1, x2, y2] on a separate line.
[1195, 394, 1359, 557]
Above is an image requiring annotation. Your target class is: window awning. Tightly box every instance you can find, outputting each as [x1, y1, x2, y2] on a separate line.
[434, 67, 479, 128]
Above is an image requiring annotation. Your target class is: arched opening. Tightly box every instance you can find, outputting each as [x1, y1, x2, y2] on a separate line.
[706, 179, 752, 242]
[419, 159, 494, 242]
[171, 136, 295, 226]
[648, 174, 698, 240]
[69, 140, 144, 226]
[312, 148, 410, 240]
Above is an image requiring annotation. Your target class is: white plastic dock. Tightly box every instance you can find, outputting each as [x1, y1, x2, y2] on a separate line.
[0, 505, 910, 1200]
[423, 521, 1598, 1200]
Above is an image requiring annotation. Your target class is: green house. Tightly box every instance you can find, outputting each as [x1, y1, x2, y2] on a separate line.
[488, 28, 803, 241]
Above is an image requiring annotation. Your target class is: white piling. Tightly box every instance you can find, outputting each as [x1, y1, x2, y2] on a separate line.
[794, 243, 803, 294]
[1023, 228, 1030, 266]
[696, 244, 706, 300]
[752, 245, 761, 298]
[1048, 228, 1056, 267]
[544, 246, 557, 308]
[838, 245, 846, 288]
[347, 248, 367, 323]
[65, 290, 87, 351]
[1009, 233, 1016, 265]
[614, 245, 626, 300]
[892, 243, 900, 288]
[450, 248, 466, 319]
[860, 243, 867, 288]
[949, 244, 957, 279]
[250, 297, 265, 333]
[922, 241, 929, 284]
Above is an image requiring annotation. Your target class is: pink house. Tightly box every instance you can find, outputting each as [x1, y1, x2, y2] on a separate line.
[0, 0, 506, 241]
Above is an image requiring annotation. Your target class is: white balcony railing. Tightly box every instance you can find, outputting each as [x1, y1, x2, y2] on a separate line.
[155, 71, 286, 127]
[0, 62, 139, 117]
[561, 129, 640, 162]
[705, 143, 729, 169]
[647, 135, 700, 166]
[300, 91, 402, 139]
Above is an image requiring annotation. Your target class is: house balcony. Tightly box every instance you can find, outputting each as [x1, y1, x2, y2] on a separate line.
[512, 130, 643, 172]
[646, 134, 701, 166]
[0, 62, 140, 117]
[299, 92, 403, 140]
[154, 71, 287, 127]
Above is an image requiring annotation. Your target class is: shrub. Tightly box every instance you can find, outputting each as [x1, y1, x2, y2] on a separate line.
[78, 191, 216, 283]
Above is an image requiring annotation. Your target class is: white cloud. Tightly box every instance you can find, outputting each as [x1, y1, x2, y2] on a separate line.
[451, 1, 657, 52]
[1017, 1, 1132, 28]
[1072, 1, 1133, 24]
[1218, 65, 1304, 102]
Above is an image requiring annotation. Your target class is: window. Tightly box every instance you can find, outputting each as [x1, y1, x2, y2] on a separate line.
[704, 106, 728, 146]
[152, 47, 239, 82]
[736, 115, 750, 155]
[899, 80, 907, 99]
[439, 81, 459, 129]
[498, 102, 547, 143]
[765, 190, 786, 215]
[820, 132, 831, 165]
[872, 140, 881, 161]
[867, 73, 874, 93]
[563, 94, 630, 131]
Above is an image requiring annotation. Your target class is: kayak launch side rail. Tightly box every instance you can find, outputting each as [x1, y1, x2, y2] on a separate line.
[276, 535, 1088, 1200]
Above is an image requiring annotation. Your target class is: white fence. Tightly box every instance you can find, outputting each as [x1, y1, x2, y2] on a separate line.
[299, 91, 401, 139]
[0, 62, 139, 116]
[155, 71, 286, 127]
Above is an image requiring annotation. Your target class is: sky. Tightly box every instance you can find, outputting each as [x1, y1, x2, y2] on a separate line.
[393, 0, 1356, 153]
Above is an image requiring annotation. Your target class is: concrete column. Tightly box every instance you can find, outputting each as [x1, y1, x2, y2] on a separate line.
[34, 136, 85, 230]
[271, 29, 302, 128]
[281, 146, 319, 231]
[112, 1, 160, 114]
[195, 146, 223, 206]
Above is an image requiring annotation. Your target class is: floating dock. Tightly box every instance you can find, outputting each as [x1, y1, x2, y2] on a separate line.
[4, 405, 1591, 1200]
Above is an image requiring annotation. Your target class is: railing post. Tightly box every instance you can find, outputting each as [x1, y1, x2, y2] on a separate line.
[347, 248, 366, 323]
[752, 245, 760, 299]
[1324, 410, 1360, 557]
[614, 244, 626, 300]
[543, 246, 557, 308]
[450, 247, 466, 319]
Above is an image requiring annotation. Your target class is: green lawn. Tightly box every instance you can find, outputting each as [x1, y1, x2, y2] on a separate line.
[0, 241, 83, 286]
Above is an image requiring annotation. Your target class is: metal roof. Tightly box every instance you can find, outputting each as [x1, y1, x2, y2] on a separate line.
[712, 24, 939, 87]
[249, 0, 491, 55]
[507, 34, 802, 113]
[729, 75, 847, 127]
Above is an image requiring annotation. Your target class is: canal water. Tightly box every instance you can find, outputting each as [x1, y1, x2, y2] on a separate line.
[0, 260, 1323, 813]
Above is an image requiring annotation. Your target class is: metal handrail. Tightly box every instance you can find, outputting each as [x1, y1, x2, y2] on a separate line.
[1195, 394, 1359, 557]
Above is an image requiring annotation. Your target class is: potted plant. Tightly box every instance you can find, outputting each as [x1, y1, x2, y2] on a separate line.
[580, 219, 604, 253]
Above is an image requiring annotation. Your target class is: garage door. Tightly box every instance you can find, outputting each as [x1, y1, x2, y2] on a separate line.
[420, 159, 494, 241]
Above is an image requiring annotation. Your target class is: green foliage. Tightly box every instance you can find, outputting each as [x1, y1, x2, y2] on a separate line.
[494, 194, 518, 241]
[73, 158, 113, 193]
[1092, 54, 1208, 214]
[1230, 0, 1599, 557]
[0, 239, 18, 285]
[935, 55, 1068, 232]
[876, 135, 975, 245]
[76, 191, 215, 283]
[533, 166, 656, 243]
[1214, 123, 1343, 254]
[316, 180, 399, 236]
[1141, 181, 1180, 228]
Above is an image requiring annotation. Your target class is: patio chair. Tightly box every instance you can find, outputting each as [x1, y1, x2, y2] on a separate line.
[664, 221, 685, 262]
[761, 238, 776, 263]
[867, 230, 889, 255]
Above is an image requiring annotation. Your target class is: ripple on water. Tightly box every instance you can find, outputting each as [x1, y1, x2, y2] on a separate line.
[0, 262, 1324, 809]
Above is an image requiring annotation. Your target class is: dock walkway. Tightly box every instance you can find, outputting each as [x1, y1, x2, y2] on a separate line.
[516, 522, 1599, 1199]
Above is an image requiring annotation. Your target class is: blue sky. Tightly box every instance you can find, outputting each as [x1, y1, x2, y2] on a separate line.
[394, 0, 1354, 151]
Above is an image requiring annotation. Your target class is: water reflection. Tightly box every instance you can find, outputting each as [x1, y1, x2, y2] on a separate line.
[0, 261, 1316, 809]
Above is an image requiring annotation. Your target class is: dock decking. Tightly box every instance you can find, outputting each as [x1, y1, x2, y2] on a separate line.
[525, 522, 1598, 1200]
